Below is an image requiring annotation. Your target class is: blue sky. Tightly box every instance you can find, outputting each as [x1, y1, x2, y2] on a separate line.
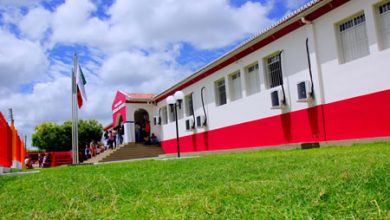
[0, 0, 311, 147]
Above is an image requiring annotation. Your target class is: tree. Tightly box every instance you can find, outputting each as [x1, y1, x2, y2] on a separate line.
[32, 120, 103, 151]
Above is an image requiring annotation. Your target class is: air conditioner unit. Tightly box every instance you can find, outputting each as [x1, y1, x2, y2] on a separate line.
[196, 115, 206, 128]
[185, 118, 194, 130]
[270, 88, 285, 108]
[153, 116, 161, 125]
[297, 80, 312, 102]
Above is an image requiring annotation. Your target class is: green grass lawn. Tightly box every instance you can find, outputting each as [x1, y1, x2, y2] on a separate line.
[0, 143, 389, 219]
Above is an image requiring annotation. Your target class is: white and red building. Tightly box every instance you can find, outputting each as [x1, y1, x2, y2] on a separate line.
[110, 0, 390, 154]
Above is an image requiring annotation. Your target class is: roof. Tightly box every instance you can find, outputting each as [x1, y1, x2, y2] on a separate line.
[127, 93, 156, 100]
[153, 0, 347, 102]
[103, 123, 113, 131]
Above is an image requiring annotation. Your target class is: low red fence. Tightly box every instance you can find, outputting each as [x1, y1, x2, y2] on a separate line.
[27, 151, 72, 168]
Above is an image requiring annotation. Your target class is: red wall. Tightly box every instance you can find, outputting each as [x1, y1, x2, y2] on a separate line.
[112, 91, 127, 127]
[0, 113, 12, 167]
[161, 90, 390, 154]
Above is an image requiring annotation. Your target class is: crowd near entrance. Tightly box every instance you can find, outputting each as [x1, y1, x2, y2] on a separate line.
[134, 109, 155, 144]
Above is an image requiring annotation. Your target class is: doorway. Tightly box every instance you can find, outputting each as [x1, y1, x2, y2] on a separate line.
[134, 109, 149, 142]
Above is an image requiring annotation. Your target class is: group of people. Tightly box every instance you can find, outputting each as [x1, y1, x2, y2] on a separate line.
[24, 153, 49, 169]
[135, 119, 158, 145]
[83, 140, 105, 161]
[103, 124, 124, 150]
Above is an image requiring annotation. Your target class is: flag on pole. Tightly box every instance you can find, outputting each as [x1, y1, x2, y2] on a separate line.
[76, 65, 87, 108]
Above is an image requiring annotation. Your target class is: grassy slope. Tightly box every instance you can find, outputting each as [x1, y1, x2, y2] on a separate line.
[0, 143, 389, 219]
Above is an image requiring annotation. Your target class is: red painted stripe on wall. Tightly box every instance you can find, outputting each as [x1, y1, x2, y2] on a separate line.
[161, 90, 390, 154]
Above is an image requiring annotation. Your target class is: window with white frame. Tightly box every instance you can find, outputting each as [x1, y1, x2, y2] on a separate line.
[161, 106, 168, 125]
[185, 93, 194, 116]
[245, 63, 260, 95]
[264, 53, 283, 89]
[229, 71, 242, 101]
[215, 78, 227, 106]
[378, 1, 390, 49]
[337, 13, 369, 63]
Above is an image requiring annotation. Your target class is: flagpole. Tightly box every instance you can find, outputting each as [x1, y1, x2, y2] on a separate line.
[72, 53, 79, 164]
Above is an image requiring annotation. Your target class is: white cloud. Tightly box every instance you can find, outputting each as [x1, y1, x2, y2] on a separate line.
[19, 7, 52, 40]
[106, 0, 273, 50]
[99, 49, 182, 89]
[0, 76, 71, 147]
[50, 0, 109, 48]
[0, 28, 48, 88]
[47, 0, 273, 52]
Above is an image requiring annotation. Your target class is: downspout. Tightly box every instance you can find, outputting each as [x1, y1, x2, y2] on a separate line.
[278, 51, 287, 105]
[201, 87, 208, 126]
[158, 108, 161, 125]
[302, 18, 315, 98]
[190, 93, 196, 129]
[306, 38, 315, 98]
[302, 16, 327, 142]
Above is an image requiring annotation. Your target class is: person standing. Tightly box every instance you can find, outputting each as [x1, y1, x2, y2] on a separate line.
[84, 144, 90, 160]
[143, 119, 151, 144]
[108, 130, 114, 150]
[112, 130, 117, 149]
[103, 131, 109, 149]
[119, 124, 124, 144]
[135, 123, 141, 143]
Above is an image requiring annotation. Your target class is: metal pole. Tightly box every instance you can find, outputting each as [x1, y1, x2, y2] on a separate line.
[174, 103, 180, 158]
[71, 53, 79, 164]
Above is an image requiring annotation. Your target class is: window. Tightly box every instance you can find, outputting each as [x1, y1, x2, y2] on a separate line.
[161, 106, 168, 125]
[264, 53, 283, 89]
[245, 63, 260, 95]
[229, 72, 242, 101]
[185, 93, 194, 116]
[378, 1, 390, 49]
[337, 13, 369, 63]
[168, 105, 176, 122]
[215, 78, 227, 106]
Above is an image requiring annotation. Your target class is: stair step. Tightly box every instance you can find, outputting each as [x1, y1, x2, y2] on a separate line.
[97, 143, 165, 163]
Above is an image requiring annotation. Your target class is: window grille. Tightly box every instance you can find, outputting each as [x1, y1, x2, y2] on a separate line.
[379, 2, 390, 49]
[185, 93, 194, 116]
[215, 79, 227, 106]
[161, 106, 168, 124]
[229, 72, 242, 101]
[265, 53, 283, 89]
[338, 13, 369, 63]
[245, 63, 260, 95]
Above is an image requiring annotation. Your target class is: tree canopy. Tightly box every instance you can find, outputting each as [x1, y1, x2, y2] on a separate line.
[32, 120, 103, 151]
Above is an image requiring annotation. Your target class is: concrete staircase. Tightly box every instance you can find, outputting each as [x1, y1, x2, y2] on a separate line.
[98, 143, 165, 163]
[82, 147, 118, 164]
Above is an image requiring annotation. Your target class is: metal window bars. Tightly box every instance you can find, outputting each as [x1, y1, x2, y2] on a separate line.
[266, 53, 283, 89]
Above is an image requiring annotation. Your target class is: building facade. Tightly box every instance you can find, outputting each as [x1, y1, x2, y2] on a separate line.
[111, 0, 390, 154]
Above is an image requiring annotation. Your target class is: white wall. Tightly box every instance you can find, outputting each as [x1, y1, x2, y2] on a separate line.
[156, 0, 390, 141]
[314, 0, 390, 103]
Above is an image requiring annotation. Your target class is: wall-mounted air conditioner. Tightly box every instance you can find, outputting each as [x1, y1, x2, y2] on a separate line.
[185, 118, 194, 130]
[270, 88, 285, 109]
[196, 115, 206, 128]
[297, 80, 312, 102]
[153, 116, 161, 125]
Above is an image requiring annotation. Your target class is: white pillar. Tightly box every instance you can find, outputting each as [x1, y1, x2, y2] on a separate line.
[124, 121, 135, 143]
[11, 161, 22, 170]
